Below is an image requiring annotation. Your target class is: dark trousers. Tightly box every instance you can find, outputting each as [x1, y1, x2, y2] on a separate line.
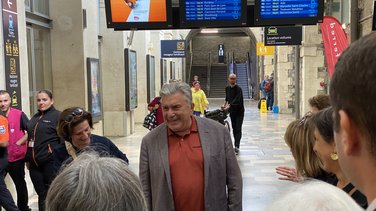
[266, 92, 274, 110]
[0, 157, 19, 211]
[230, 112, 244, 149]
[7, 159, 29, 211]
[29, 160, 54, 211]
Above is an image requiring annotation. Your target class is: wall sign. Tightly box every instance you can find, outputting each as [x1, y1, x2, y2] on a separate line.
[161, 40, 186, 58]
[264, 26, 302, 46]
[2, 0, 22, 109]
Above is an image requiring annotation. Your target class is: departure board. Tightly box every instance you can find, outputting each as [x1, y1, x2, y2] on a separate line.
[184, 0, 242, 21]
[260, 0, 319, 19]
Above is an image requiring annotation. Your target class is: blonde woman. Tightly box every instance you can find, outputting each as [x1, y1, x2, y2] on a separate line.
[191, 81, 209, 116]
[276, 113, 332, 182]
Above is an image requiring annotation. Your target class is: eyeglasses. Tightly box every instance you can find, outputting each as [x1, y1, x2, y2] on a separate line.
[64, 108, 84, 123]
[297, 111, 313, 127]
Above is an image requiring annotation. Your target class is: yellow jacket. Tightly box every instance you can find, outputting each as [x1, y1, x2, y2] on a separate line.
[192, 89, 209, 114]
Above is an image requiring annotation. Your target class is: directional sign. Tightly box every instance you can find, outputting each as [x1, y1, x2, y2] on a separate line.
[2, 0, 22, 109]
[161, 40, 186, 58]
[256, 42, 274, 56]
[264, 26, 302, 46]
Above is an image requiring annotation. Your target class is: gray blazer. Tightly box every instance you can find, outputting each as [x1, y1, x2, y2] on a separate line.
[139, 116, 242, 211]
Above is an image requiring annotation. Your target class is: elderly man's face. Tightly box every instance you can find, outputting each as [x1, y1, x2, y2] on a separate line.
[161, 92, 193, 134]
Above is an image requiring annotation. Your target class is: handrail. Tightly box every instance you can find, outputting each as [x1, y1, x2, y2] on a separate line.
[232, 52, 236, 75]
[207, 52, 211, 96]
[226, 52, 231, 76]
[246, 52, 252, 99]
[188, 52, 193, 83]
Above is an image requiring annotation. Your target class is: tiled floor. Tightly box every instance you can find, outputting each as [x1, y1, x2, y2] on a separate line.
[9, 99, 297, 211]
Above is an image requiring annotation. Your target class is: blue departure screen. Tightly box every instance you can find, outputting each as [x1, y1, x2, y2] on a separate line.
[185, 0, 242, 21]
[260, 0, 318, 19]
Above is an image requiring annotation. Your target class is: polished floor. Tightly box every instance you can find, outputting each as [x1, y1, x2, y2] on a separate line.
[6, 99, 297, 211]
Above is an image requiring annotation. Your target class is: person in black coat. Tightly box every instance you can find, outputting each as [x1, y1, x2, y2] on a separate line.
[224, 73, 244, 155]
[26, 90, 61, 211]
[53, 107, 129, 174]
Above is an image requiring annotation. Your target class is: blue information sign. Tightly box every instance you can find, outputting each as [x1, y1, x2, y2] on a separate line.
[161, 40, 186, 58]
[185, 0, 242, 21]
[260, 0, 318, 19]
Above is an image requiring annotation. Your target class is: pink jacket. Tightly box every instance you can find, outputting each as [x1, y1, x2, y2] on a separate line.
[7, 108, 27, 162]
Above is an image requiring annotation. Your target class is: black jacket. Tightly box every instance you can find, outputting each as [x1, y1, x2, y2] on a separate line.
[26, 106, 61, 166]
[52, 134, 129, 173]
[225, 84, 245, 114]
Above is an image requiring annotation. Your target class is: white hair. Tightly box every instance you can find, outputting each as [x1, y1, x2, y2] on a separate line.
[266, 180, 364, 211]
[160, 82, 192, 105]
[46, 152, 147, 211]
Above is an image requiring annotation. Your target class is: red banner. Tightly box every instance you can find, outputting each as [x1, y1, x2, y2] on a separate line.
[320, 16, 348, 79]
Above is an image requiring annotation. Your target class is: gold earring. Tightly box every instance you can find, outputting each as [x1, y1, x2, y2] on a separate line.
[330, 152, 338, 161]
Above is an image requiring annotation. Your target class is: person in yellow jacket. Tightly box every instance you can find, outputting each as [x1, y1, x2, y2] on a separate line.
[191, 81, 209, 116]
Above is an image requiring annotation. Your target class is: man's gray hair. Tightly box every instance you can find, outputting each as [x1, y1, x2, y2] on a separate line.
[160, 82, 192, 105]
[46, 152, 147, 211]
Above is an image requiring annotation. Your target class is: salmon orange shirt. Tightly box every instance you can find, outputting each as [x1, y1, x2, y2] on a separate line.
[0, 115, 9, 143]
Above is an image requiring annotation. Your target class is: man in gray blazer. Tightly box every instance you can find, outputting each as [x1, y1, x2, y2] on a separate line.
[140, 82, 242, 211]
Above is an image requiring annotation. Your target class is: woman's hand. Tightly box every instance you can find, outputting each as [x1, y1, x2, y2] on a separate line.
[275, 166, 302, 182]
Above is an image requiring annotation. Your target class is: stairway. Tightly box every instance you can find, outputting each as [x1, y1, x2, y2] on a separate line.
[235, 63, 250, 99]
[208, 64, 228, 98]
[190, 65, 208, 94]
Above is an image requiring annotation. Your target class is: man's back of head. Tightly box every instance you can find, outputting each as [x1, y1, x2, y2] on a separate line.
[330, 32, 376, 204]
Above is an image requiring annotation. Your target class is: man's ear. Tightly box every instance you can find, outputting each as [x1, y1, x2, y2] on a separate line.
[338, 110, 361, 156]
[191, 103, 194, 109]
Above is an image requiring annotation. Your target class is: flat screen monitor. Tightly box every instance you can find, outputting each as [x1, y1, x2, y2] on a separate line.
[179, 0, 247, 28]
[104, 0, 173, 30]
[254, 0, 324, 26]
[373, 0, 376, 31]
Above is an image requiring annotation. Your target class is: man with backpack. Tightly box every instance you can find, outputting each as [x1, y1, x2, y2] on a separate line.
[265, 76, 274, 111]
[259, 75, 269, 98]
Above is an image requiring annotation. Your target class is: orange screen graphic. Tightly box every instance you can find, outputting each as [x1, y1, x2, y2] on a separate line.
[110, 0, 167, 22]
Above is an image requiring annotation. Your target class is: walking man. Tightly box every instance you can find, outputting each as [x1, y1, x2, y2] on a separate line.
[224, 73, 245, 155]
[139, 82, 242, 211]
[0, 90, 30, 211]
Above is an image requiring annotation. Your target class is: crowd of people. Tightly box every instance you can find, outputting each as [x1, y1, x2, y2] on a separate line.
[0, 90, 130, 211]
[273, 32, 376, 210]
[1, 32, 376, 211]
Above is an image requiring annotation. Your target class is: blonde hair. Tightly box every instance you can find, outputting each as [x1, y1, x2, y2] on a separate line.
[284, 117, 324, 178]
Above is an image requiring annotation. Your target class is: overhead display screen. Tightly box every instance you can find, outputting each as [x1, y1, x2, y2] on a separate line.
[104, 0, 173, 30]
[185, 0, 242, 21]
[180, 0, 247, 28]
[255, 0, 324, 26]
[260, 0, 318, 19]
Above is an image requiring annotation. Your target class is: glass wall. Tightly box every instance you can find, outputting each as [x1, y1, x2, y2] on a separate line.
[27, 26, 52, 114]
[25, 0, 49, 16]
[325, 0, 350, 24]
[25, 0, 51, 114]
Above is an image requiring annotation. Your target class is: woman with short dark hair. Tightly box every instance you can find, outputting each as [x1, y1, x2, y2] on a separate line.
[53, 107, 129, 174]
